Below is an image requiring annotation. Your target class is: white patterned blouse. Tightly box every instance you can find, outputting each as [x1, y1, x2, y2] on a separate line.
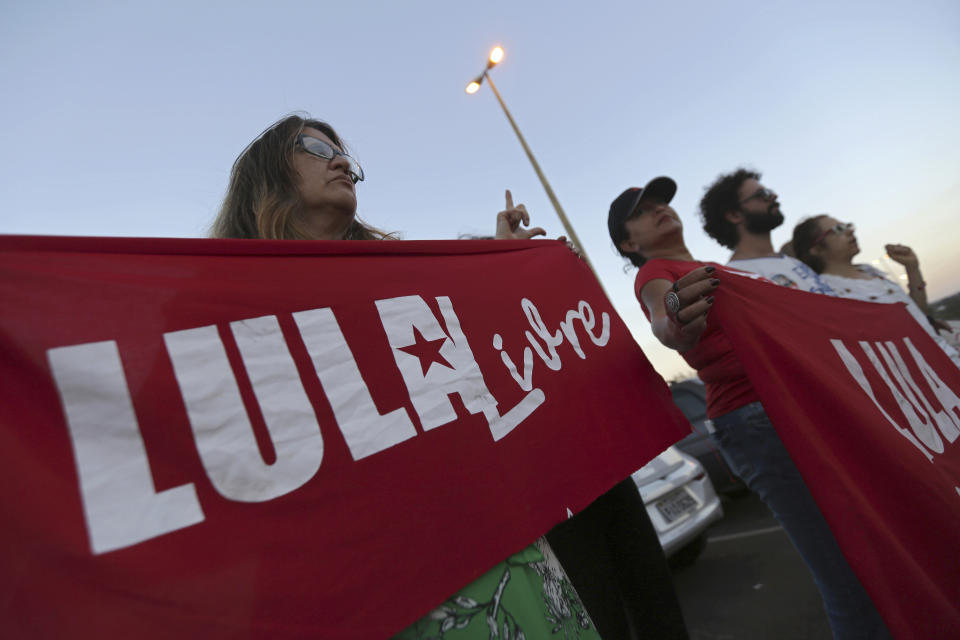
[820, 265, 960, 368]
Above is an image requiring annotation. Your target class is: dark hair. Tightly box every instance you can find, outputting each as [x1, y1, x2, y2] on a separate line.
[699, 168, 761, 249]
[792, 214, 830, 273]
[615, 234, 647, 268]
[607, 211, 646, 269]
[211, 113, 391, 240]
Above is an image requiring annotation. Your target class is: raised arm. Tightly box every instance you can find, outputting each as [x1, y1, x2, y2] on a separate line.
[494, 190, 547, 240]
[885, 244, 927, 311]
[640, 266, 719, 352]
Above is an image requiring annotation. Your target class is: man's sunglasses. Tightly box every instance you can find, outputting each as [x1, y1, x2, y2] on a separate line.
[813, 222, 855, 246]
[296, 134, 364, 183]
[739, 187, 776, 204]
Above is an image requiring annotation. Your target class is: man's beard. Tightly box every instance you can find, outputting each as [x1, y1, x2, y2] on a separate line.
[743, 205, 785, 234]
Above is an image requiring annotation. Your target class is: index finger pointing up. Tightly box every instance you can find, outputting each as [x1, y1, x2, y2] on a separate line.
[505, 189, 514, 210]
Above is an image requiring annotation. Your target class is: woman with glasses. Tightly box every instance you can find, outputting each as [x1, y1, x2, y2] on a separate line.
[212, 116, 544, 242]
[608, 177, 892, 640]
[210, 114, 612, 640]
[792, 215, 959, 366]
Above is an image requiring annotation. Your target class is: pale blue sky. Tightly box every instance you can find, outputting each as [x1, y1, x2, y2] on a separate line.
[2, 0, 958, 379]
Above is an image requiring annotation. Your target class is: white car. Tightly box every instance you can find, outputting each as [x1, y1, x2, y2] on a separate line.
[631, 446, 723, 561]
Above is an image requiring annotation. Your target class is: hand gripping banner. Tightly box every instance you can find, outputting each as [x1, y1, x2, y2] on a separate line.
[713, 271, 960, 640]
[0, 235, 690, 639]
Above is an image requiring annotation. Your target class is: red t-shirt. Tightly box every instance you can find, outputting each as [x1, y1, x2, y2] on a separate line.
[634, 258, 759, 418]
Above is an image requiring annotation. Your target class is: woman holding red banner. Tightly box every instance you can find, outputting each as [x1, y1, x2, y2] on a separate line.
[791, 215, 959, 367]
[607, 178, 891, 639]
[212, 115, 595, 639]
[211, 114, 678, 639]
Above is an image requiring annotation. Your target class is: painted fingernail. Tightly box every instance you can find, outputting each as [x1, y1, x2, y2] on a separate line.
[710, 279, 720, 286]
[705, 266, 716, 273]
[707, 296, 715, 304]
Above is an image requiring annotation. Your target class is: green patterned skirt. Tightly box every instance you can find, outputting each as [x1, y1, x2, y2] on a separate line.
[395, 537, 601, 639]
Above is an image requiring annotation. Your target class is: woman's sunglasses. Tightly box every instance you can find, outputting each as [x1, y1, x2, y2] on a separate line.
[813, 222, 854, 246]
[296, 134, 365, 183]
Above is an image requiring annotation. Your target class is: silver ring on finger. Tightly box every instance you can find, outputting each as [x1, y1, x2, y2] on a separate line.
[664, 290, 682, 319]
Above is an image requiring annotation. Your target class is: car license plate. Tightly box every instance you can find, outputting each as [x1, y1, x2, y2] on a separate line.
[656, 489, 697, 523]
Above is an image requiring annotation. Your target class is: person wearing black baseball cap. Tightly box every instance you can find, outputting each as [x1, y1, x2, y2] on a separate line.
[607, 176, 717, 350]
[608, 177, 679, 267]
[607, 179, 891, 640]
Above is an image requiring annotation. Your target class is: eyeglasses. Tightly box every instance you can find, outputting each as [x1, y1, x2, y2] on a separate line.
[813, 222, 855, 246]
[296, 134, 364, 183]
[739, 187, 776, 204]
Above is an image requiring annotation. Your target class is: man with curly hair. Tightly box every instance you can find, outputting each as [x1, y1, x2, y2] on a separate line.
[699, 168, 833, 293]
[690, 170, 891, 638]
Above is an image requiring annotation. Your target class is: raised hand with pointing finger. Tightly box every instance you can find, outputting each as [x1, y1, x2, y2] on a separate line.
[494, 190, 546, 240]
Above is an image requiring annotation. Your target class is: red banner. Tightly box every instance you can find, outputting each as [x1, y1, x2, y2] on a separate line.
[713, 271, 960, 640]
[0, 235, 689, 639]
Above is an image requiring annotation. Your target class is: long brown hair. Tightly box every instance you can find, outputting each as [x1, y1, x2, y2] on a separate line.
[211, 114, 391, 240]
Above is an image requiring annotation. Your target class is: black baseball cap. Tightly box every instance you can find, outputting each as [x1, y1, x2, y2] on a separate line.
[607, 176, 678, 248]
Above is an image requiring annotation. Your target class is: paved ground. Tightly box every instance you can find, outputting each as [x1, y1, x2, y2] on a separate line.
[671, 492, 833, 640]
